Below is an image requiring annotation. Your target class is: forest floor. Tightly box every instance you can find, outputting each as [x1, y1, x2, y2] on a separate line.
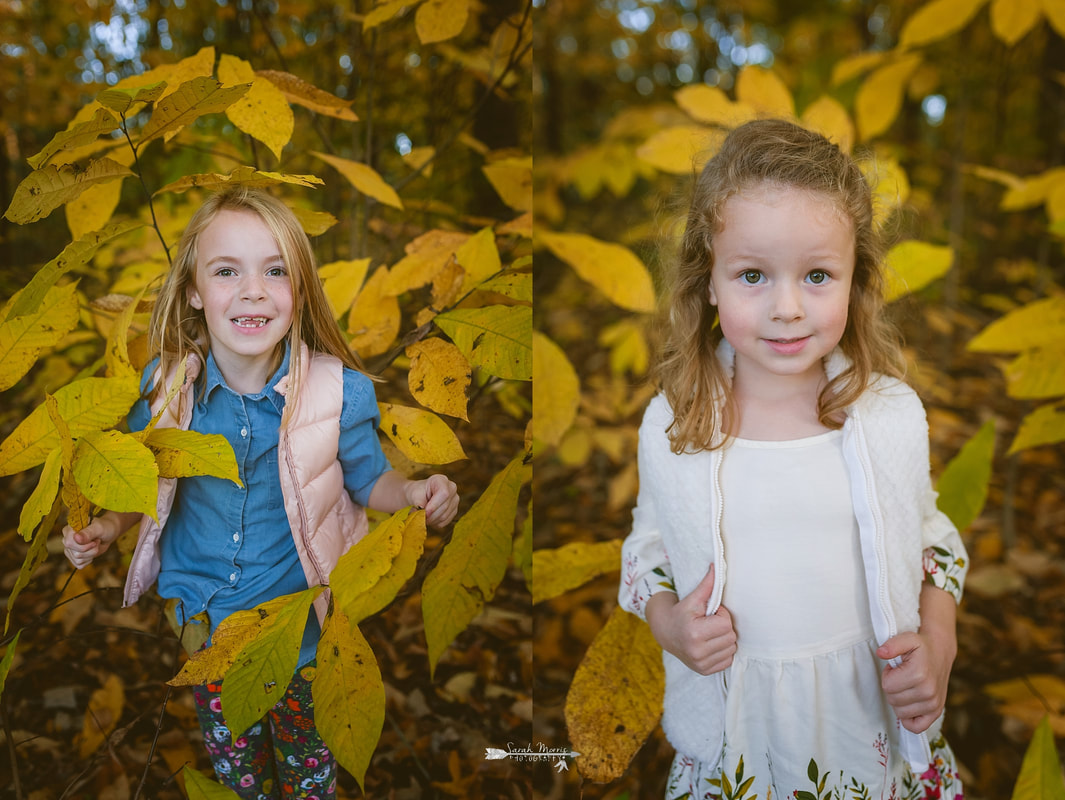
[533, 294, 1065, 800]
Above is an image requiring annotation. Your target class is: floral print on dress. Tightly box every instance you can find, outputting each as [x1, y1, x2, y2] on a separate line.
[923, 546, 967, 604]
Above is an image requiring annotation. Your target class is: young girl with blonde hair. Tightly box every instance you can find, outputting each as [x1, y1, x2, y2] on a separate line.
[620, 119, 968, 798]
[64, 187, 459, 799]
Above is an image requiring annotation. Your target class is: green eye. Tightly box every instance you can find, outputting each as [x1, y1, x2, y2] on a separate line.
[808, 271, 828, 285]
[742, 270, 762, 284]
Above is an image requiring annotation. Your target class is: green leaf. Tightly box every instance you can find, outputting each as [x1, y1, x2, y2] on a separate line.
[515, 499, 532, 589]
[138, 76, 251, 148]
[332, 508, 427, 624]
[3, 158, 134, 225]
[0, 283, 81, 392]
[313, 608, 385, 792]
[182, 766, 242, 800]
[143, 428, 241, 485]
[5, 496, 61, 636]
[422, 452, 530, 675]
[0, 630, 21, 702]
[1009, 402, 1065, 455]
[220, 586, 323, 738]
[0, 376, 141, 477]
[936, 421, 995, 531]
[72, 430, 159, 519]
[808, 757, 819, 783]
[26, 107, 120, 170]
[539, 231, 656, 313]
[969, 297, 1065, 353]
[434, 305, 532, 381]
[5, 220, 142, 321]
[1011, 715, 1065, 800]
[96, 80, 167, 114]
[532, 332, 580, 446]
[532, 540, 622, 604]
[17, 448, 61, 542]
[883, 241, 954, 302]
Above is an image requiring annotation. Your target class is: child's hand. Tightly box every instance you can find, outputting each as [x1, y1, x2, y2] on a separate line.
[877, 628, 956, 734]
[645, 564, 737, 675]
[62, 514, 123, 569]
[405, 474, 459, 528]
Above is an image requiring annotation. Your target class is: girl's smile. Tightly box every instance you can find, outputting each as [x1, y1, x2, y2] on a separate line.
[187, 208, 294, 393]
[708, 185, 854, 395]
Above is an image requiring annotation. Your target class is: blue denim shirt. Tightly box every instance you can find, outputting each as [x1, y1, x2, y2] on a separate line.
[128, 344, 390, 665]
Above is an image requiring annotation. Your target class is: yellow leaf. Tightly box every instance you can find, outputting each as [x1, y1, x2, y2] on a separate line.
[968, 296, 1065, 352]
[864, 154, 911, 225]
[5, 498, 60, 636]
[1044, 0, 1065, 37]
[991, 0, 1042, 44]
[406, 338, 471, 420]
[434, 305, 532, 381]
[329, 508, 406, 608]
[478, 271, 532, 303]
[402, 145, 435, 176]
[256, 69, 358, 121]
[310, 151, 404, 210]
[64, 145, 133, 240]
[0, 283, 80, 391]
[1006, 346, 1065, 399]
[532, 333, 579, 447]
[17, 448, 61, 541]
[385, 230, 470, 296]
[565, 607, 664, 782]
[378, 403, 467, 464]
[1047, 181, 1065, 222]
[0, 631, 20, 698]
[674, 84, 756, 126]
[104, 284, 145, 379]
[138, 76, 251, 147]
[3, 158, 134, 225]
[27, 107, 120, 170]
[319, 258, 370, 320]
[415, 0, 469, 44]
[962, 163, 1025, 190]
[735, 66, 795, 118]
[168, 595, 293, 686]
[986, 675, 1065, 735]
[455, 227, 502, 293]
[73, 430, 159, 519]
[218, 55, 294, 161]
[348, 266, 400, 358]
[294, 207, 338, 236]
[143, 428, 241, 484]
[78, 674, 125, 759]
[539, 231, 656, 313]
[856, 55, 922, 141]
[338, 508, 427, 624]
[422, 453, 529, 675]
[0, 375, 141, 477]
[96, 81, 167, 115]
[899, 0, 991, 49]
[599, 319, 649, 377]
[1009, 403, 1065, 455]
[830, 51, 890, 86]
[183, 766, 244, 800]
[636, 125, 723, 174]
[800, 95, 855, 153]
[1013, 715, 1065, 797]
[883, 241, 954, 302]
[221, 587, 323, 738]
[314, 610, 385, 791]
[363, 0, 409, 30]
[111, 46, 215, 104]
[154, 166, 324, 196]
[482, 156, 532, 212]
[532, 540, 622, 604]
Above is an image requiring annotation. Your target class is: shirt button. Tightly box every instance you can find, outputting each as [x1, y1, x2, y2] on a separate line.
[240, 427, 248, 438]
[232, 533, 240, 542]
[229, 572, 237, 582]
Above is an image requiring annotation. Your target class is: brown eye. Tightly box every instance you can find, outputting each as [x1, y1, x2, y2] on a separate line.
[807, 270, 828, 285]
[741, 270, 762, 284]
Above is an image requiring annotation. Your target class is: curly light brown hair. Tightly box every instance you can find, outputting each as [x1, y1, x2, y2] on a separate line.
[653, 118, 905, 454]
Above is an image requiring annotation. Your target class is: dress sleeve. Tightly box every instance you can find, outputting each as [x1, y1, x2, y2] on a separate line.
[338, 368, 392, 507]
[920, 486, 969, 604]
[618, 398, 677, 620]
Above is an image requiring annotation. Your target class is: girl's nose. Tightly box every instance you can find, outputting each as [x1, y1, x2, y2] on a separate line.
[771, 285, 804, 321]
[240, 274, 266, 301]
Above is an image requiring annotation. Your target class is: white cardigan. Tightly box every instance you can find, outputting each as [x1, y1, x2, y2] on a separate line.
[618, 342, 968, 772]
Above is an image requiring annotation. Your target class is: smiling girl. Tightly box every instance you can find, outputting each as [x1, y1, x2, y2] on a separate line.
[619, 120, 968, 798]
[63, 187, 459, 799]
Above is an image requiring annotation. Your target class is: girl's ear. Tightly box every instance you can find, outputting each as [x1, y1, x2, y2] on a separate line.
[707, 277, 718, 307]
[187, 283, 203, 310]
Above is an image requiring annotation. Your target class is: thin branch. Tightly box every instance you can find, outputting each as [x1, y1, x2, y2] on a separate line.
[2, 691, 22, 800]
[120, 118, 171, 267]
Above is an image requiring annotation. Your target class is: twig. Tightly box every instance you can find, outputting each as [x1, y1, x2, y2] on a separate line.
[132, 684, 173, 800]
[2, 691, 23, 800]
[385, 710, 433, 784]
[120, 117, 172, 267]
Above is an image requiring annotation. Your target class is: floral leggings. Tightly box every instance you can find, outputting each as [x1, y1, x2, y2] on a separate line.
[193, 663, 336, 800]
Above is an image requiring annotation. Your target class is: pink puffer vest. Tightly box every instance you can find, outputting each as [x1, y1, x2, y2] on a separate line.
[122, 342, 370, 625]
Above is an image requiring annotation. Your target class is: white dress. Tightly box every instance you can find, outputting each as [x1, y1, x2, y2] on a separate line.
[665, 431, 961, 800]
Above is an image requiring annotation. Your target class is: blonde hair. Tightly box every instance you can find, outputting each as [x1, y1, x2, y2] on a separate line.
[653, 118, 905, 454]
[148, 186, 365, 416]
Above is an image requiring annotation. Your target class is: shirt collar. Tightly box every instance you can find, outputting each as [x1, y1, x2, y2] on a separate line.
[201, 342, 291, 413]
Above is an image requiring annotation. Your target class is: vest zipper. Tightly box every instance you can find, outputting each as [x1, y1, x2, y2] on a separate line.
[283, 428, 327, 586]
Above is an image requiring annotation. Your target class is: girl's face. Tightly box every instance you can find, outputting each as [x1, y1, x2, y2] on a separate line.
[708, 185, 854, 393]
[188, 208, 294, 392]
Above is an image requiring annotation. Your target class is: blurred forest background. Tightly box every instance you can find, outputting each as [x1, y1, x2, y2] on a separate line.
[0, 0, 533, 798]
[533, 0, 1065, 798]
